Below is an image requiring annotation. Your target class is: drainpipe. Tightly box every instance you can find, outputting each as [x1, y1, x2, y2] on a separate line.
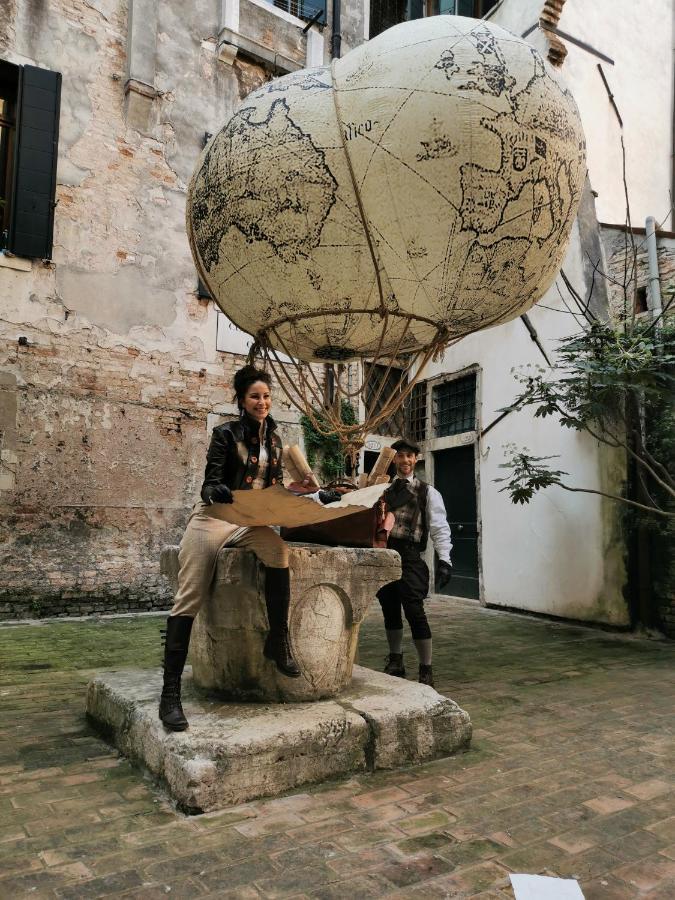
[645, 217, 663, 325]
[331, 0, 342, 59]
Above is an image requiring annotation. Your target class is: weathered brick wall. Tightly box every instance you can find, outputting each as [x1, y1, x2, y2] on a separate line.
[0, 309, 306, 619]
[600, 227, 675, 321]
[0, 320, 250, 618]
[0, 0, 314, 618]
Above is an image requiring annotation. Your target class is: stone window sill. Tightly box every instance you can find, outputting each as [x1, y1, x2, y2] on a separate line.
[217, 0, 325, 71]
[247, 0, 309, 31]
[0, 252, 32, 272]
[217, 27, 303, 72]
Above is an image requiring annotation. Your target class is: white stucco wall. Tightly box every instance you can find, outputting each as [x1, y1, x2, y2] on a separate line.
[423, 220, 627, 624]
[560, 0, 673, 230]
[490, 0, 674, 230]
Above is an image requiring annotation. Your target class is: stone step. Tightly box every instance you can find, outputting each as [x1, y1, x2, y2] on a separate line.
[86, 665, 471, 814]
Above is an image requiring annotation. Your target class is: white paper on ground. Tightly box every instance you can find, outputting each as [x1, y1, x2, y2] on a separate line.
[510, 874, 585, 900]
[206, 482, 388, 528]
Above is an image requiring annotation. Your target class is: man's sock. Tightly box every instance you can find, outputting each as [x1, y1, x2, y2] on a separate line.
[386, 629, 404, 655]
[414, 638, 432, 666]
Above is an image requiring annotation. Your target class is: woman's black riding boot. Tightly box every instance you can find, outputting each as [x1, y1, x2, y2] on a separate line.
[159, 615, 194, 731]
[263, 567, 301, 678]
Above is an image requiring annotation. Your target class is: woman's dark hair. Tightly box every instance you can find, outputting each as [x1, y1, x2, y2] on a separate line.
[233, 365, 272, 409]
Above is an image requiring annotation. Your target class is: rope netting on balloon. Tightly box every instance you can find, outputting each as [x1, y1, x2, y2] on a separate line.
[246, 322, 458, 470]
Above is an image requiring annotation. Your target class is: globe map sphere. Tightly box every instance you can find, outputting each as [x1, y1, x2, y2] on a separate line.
[187, 16, 586, 363]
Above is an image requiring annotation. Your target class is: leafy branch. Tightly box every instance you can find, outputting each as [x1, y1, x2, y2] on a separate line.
[497, 319, 675, 518]
[496, 445, 674, 518]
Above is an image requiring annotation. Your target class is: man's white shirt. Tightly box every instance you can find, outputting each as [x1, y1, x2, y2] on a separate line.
[397, 474, 453, 565]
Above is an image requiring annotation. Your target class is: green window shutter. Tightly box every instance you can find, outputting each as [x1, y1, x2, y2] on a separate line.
[301, 0, 326, 23]
[8, 65, 61, 259]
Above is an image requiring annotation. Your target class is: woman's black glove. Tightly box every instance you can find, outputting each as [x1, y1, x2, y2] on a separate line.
[205, 483, 234, 504]
[437, 560, 452, 589]
[318, 489, 341, 505]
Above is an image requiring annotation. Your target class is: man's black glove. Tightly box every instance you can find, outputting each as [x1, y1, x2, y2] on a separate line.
[206, 483, 233, 504]
[437, 560, 452, 589]
[318, 489, 341, 505]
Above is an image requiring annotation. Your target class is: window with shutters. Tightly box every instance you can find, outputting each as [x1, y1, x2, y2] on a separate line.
[0, 62, 18, 249]
[370, 0, 498, 40]
[266, 0, 326, 23]
[0, 60, 61, 259]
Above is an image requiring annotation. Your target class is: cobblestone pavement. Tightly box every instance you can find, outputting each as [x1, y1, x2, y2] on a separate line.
[0, 597, 673, 899]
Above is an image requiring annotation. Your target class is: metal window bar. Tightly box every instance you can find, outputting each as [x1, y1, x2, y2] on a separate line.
[364, 363, 406, 437]
[433, 374, 476, 437]
[406, 381, 427, 443]
[272, 0, 325, 22]
[370, 0, 497, 41]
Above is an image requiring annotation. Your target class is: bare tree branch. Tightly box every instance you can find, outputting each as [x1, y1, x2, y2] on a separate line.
[556, 482, 673, 517]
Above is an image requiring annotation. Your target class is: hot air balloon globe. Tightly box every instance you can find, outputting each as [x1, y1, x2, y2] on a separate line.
[187, 15, 586, 453]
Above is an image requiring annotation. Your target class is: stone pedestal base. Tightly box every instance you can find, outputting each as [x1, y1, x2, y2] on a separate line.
[86, 666, 471, 814]
[160, 543, 401, 702]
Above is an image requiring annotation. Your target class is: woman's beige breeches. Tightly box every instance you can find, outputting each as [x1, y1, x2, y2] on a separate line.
[170, 503, 289, 618]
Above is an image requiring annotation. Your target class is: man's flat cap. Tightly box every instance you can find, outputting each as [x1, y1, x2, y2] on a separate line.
[391, 438, 421, 454]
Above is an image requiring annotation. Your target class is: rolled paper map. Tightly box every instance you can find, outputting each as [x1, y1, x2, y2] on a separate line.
[283, 445, 320, 489]
[367, 447, 396, 486]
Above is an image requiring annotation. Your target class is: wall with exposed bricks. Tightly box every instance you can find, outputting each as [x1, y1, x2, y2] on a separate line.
[0, 0, 312, 618]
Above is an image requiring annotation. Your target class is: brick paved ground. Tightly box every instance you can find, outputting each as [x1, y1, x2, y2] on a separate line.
[0, 597, 673, 899]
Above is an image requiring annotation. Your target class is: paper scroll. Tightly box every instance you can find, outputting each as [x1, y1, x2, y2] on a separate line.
[367, 447, 395, 486]
[283, 445, 320, 490]
[206, 482, 389, 528]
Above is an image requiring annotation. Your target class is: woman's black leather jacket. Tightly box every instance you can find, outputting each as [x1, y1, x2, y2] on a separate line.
[200, 413, 283, 504]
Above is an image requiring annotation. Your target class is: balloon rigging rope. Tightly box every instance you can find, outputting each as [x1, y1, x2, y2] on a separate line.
[331, 60, 388, 315]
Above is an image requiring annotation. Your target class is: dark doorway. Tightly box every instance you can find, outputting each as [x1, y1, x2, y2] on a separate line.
[433, 444, 479, 600]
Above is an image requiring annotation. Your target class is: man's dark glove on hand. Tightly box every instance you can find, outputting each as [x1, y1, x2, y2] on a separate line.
[318, 489, 341, 505]
[437, 560, 452, 589]
[206, 484, 234, 504]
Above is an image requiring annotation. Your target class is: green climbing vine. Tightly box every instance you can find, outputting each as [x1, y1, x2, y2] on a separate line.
[300, 401, 357, 482]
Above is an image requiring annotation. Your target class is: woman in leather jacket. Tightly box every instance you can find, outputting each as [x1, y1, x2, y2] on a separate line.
[159, 365, 312, 731]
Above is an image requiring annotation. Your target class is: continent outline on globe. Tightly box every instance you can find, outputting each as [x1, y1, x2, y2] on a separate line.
[191, 97, 338, 269]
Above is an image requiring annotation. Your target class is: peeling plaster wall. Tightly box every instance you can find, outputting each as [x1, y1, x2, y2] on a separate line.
[558, 0, 673, 230]
[340, 0, 367, 54]
[0, 0, 310, 617]
[491, 0, 674, 230]
[0, 0, 18, 58]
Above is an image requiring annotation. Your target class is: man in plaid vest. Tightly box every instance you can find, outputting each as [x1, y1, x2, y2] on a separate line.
[378, 438, 452, 687]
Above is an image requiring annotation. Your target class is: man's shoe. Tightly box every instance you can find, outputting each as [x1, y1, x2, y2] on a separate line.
[384, 653, 406, 678]
[418, 664, 434, 687]
[159, 616, 193, 731]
